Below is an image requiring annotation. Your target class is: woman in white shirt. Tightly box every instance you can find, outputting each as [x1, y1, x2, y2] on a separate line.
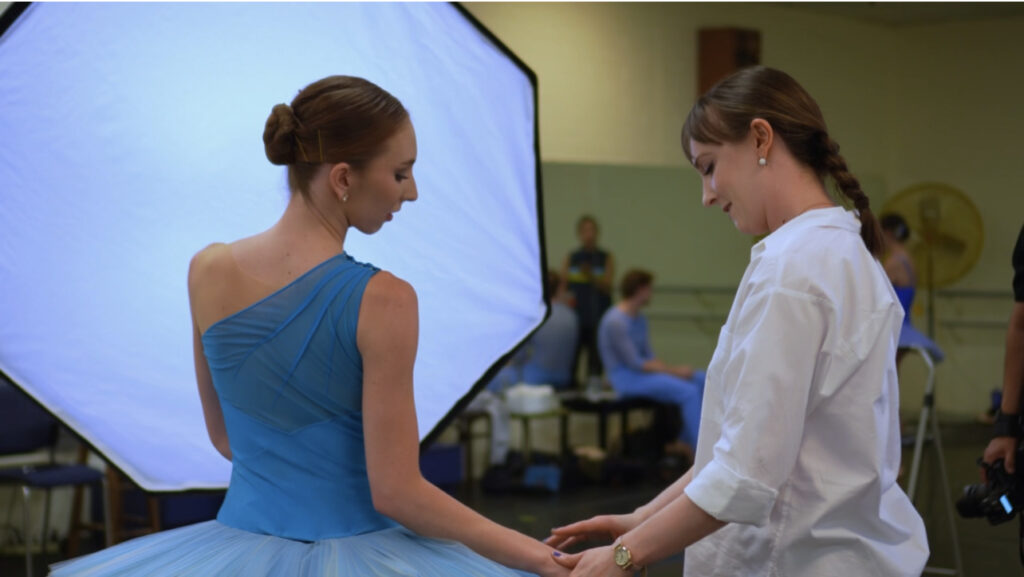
[545, 66, 928, 576]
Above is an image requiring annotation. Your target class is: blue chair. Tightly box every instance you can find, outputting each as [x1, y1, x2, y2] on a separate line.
[0, 381, 109, 577]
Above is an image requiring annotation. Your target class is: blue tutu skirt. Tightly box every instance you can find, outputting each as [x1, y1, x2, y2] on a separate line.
[50, 521, 535, 576]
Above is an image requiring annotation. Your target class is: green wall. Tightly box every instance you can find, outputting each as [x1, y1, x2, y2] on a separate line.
[468, 2, 1024, 419]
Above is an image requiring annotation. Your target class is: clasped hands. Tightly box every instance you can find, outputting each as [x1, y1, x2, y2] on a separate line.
[541, 511, 643, 577]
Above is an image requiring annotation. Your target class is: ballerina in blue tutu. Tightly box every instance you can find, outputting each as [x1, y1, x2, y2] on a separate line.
[51, 76, 567, 577]
[879, 213, 945, 363]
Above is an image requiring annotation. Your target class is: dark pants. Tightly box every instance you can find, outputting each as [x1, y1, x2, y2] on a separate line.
[572, 326, 603, 384]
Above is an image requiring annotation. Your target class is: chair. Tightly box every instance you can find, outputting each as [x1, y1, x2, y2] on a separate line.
[454, 409, 492, 485]
[558, 390, 662, 456]
[0, 382, 111, 577]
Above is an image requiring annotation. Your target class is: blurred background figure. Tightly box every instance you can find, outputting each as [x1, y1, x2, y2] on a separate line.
[597, 269, 705, 459]
[561, 215, 614, 388]
[880, 212, 945, 363]
[521, 270, 579, 390]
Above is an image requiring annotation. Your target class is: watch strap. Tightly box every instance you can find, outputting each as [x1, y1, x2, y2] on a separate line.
[994, 410, 1023, 438]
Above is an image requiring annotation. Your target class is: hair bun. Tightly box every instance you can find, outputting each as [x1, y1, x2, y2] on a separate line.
[263, 103, 300, 165]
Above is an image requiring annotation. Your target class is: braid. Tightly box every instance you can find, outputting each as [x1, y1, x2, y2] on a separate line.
[817, 133, 883, 256]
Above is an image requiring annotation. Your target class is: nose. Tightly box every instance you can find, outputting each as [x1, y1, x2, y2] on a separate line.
[406, 178, 418, 203]
[701, 183, 717, 208]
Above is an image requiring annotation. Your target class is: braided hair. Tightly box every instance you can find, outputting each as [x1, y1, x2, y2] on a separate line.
[682, 66, 883, 256]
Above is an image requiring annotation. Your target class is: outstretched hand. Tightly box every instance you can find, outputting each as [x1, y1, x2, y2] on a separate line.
[545, 513, 640, 551]
[550, 545, 623, 577]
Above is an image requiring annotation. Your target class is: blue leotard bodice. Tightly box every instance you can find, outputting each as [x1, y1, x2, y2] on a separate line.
[201, 253, 396, 541]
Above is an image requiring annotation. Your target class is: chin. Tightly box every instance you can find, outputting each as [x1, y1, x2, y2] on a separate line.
[355, 222, 385, 235]
[735, 221, 769, 236]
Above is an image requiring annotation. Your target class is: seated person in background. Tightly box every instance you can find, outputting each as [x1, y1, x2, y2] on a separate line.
[521, 270, 579, 390]
[597, 269, 705, 456]
[880, 212, 944, 362]
[463, 270, 576, 466]
[464, 347, 526, 468]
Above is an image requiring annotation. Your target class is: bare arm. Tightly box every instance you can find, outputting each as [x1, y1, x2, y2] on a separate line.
[550, 470, 725, 575]
[983, 301, 1024, 473]
[188, 253, 231, 461]
[597, 253, 615, 294]
[547, 469, 694, 550]
[559, 256, 570, 297]
[1000, 302, 1024, 416]
[359, 272, 567, 577]
[618, 487, 725, 567]
[635, 468, 693, 520]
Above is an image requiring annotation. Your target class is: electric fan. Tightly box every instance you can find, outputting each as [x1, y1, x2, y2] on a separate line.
[881, 182, 984, 336]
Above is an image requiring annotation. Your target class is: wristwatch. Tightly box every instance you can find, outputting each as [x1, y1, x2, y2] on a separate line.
[612, 538, 646, 575]
[994, 410, 1023, 439]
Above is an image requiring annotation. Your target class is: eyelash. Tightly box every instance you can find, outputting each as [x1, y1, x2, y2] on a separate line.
[702, 163, 714, 176]
[395, 173, 408, 183]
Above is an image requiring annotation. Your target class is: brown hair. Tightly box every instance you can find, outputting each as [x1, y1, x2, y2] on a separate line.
[620, 269, 654, 299]
[263, 76, 409, 197]
[681, 66, 883, 256]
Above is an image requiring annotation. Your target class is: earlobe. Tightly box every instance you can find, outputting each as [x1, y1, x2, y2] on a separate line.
[329, 163, 353, 203]
[750, 118, 773, 159]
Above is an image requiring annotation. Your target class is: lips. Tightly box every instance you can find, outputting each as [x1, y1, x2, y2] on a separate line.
[724, 203, 732, 214]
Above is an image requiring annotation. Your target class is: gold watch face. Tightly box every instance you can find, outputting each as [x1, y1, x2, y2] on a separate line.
[614, 544, 631, 567]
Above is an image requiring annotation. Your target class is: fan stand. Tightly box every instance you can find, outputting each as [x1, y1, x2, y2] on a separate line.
[905, 343, 963, 577]
[905, 238, 963, 575]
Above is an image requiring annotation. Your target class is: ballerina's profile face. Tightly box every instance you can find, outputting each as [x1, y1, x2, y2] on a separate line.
[344, 119, 418, 235]
[689, 132, 770, 236]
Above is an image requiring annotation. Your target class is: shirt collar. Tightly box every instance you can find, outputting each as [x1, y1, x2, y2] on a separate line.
[752, 207, 860, 256]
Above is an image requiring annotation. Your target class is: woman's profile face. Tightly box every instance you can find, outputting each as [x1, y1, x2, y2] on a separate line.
[346, 119, 418, 235]
[689, 134, 769, 236]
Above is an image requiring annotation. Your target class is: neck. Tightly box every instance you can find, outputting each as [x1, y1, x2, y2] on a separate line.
[765, 164, 834, 233]
[618, 300, 641, 316]
[273, 192, 348, 255]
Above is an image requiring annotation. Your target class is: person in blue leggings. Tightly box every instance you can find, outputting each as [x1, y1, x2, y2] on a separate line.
[597, 269, 705, 452]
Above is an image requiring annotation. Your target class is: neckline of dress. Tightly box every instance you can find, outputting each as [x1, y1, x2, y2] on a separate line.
[202, 252, 351, 337]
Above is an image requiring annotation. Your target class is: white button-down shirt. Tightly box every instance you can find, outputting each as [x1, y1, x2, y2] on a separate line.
[684, 207, 928, 576]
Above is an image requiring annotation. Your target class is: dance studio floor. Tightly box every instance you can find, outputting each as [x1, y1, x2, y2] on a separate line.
[1, 420, 1020, 577]
[464, 420, 1020, 576]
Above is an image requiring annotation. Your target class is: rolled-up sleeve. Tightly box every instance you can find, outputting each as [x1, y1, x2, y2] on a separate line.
[684, 287, 830, 526]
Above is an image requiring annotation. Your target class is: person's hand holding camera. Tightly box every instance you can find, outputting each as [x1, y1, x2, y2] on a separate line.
[984, 436, 1017, 479]
[982, 410, 1021, 479]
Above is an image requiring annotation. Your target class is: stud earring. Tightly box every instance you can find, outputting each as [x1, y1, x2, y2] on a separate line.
[758, 157, 767, 167]
[342, 194, 349, 203]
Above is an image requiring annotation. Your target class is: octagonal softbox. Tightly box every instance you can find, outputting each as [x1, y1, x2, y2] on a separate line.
[0, 3, 546, 491]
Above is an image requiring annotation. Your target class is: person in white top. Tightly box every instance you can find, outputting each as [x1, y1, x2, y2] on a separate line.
[545, 66, 928, 576]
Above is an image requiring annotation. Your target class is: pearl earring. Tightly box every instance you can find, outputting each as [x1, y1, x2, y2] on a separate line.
[342, 194, 349, 203]
[758, 157, 767, 167]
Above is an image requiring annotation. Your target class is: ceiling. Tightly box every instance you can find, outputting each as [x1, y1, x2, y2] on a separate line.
[780, 2, 1024, 26]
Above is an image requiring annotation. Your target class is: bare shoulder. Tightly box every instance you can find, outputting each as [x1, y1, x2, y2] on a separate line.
[362, 271, 418, 312]
[187, 242, 231, 293]
[358, 271, 419, 350]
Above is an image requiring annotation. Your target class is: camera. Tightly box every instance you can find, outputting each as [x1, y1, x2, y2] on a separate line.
[956, 447, 1024, 525]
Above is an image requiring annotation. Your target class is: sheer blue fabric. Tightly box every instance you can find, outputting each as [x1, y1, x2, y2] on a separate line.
[51, 253, 530, 576]
[894, 285, 945, 362]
